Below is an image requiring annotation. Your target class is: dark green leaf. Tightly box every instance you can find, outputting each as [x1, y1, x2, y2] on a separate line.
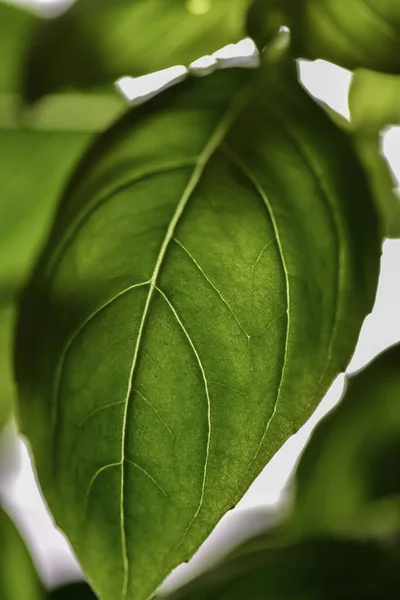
[16, 63, 380, 600]
[247, 0, 400, 73]
[165, 537, 400, 599]
[292, 344, 400, 538]
[0, 507, 44, 600]
[49, 582, 97, 599]
[23, 0, 249, 103]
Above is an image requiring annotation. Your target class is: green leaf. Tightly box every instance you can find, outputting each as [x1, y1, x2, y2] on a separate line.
[0, 507, 44, 600]
[348, 69, 400, 238]
[247, 0, 400, 73]
[292, 344, 400, 538]
[0, 90, 124, 428]
[49, 582, 97, 599]
[15, 63, 380, 600]
[349, 69, 400, 131]
[352, 133, 400, 238]
[165, 537, 400, 599]
[0, 2, 38, 94]
[23, 0, 249, 104]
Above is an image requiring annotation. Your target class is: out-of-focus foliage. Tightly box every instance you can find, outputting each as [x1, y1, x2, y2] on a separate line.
[0, 2, 37, 94]
[349, 69, 400, 132]
[0, 1, 124, 432]
[248, 0, 400, 73]
[293, 344, 400, 538]
[22, 0, 250, 103]
[0, 507, 44, 600]
[165, 537, 400, 599]
[348, 69, 400, 238]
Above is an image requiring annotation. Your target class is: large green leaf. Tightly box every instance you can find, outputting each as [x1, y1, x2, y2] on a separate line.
[15, 62, 380, 600]
[165, 537, 400, 599]
[292, 344, 400, 538]
[247, 0, 400, 73]
[23, 0, 249, 104]
[0, 507, 44, 600]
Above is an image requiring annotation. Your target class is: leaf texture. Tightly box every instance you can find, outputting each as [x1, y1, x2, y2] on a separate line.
[15, 63, 380, 600]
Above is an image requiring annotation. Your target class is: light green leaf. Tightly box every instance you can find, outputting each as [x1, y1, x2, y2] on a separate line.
[15, 63, 380, 600]
[23, 0, 249, 103]
[165, 537, 400, 599]
[292, 344, 400, 538]
[349, 69, 400, 132]
[247, 0, 400, 72]
[0, 507, 44, 600]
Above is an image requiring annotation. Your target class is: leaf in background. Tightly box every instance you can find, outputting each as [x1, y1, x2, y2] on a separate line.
[0, 507, 44, 600]
[349, 69, 400, 132]
[165, 537, 400, 599]
[49, 582, 97, 599]
[352, 133, 400, 238]
[23, 0, 249, 104]
[292, 344, 400, 538]
[0, 2, 38, 94]
[247, 0, 400, 73]
[0, 91, 123, 429]
[348, 68, 400, 238]
[15, 62, 380, 600]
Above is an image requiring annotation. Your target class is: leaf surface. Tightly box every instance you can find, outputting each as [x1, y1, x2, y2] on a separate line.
[16, 63, 380, 600]
[248, 0, 400, 72]
[0, 507, 44, 600]
[23, 0, 249, 103]
[292, 344, 400, 538]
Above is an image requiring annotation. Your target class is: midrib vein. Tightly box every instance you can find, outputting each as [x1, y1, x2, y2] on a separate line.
[119, 90, 251, 599]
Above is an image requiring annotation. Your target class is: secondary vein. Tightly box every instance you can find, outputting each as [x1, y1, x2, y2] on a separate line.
[223, 145, 290, 466]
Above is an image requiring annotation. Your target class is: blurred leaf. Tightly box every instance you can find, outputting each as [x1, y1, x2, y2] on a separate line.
[247, 0, 400, 73]
[0, 89, 124, 430]
[0, 2, 38, 94]
[293, 344, 400, 539]
[0, 303, 15, 434]
[49, 582, 97, 599]
[166, 537, 400, 599]
[349, 69, 400, 132]
[15, 61, 380, 600]
[23, 0, 249, 103]
[246, 0, 286, 50]
[352, 133, 400, 238]
[0, 507, 44, 600]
